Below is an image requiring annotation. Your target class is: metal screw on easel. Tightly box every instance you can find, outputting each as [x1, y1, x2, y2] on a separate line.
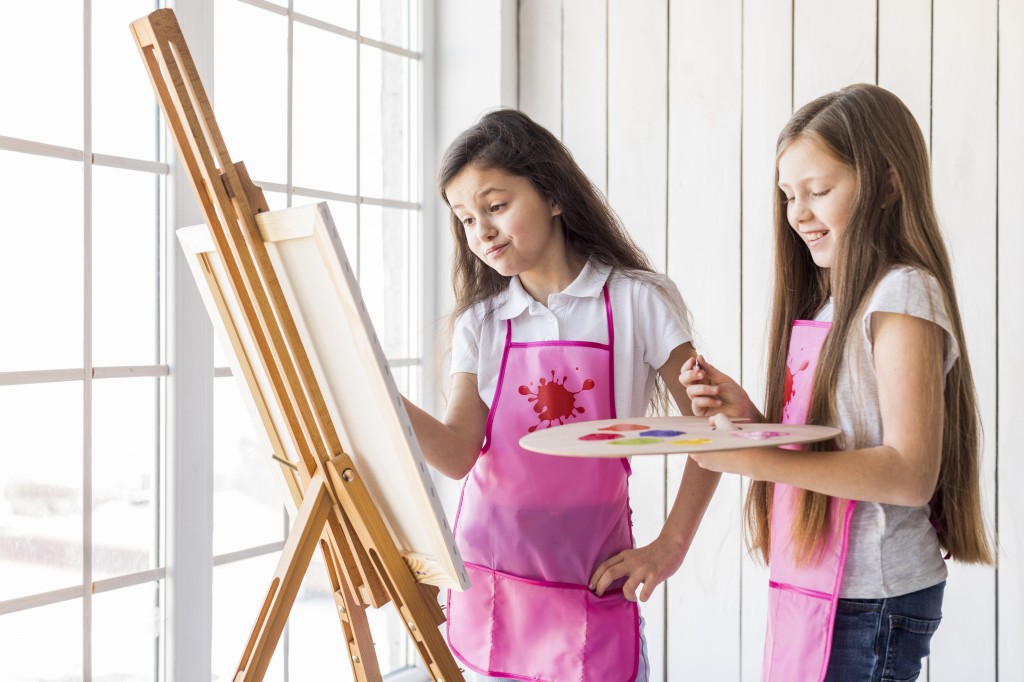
[341, 468, 355, 482]
[352, 655, 361, 664]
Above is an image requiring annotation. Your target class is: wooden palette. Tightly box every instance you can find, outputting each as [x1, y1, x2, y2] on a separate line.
[519, 416, 840, 457]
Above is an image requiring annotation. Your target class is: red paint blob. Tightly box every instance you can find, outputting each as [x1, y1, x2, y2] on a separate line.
[579, 433, 624, 441]
[598, 423, 649, 432]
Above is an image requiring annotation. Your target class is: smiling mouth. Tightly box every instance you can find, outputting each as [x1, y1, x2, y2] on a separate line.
[801, 230, 829, 245]
[486, 243, 509, 257]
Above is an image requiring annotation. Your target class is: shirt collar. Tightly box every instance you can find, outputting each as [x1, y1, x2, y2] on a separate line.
[495, 259, 613, 320]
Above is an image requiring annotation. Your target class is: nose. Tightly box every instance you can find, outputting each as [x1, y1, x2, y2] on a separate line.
[789, 196, 812, 225]
[472, 216, 498, 241]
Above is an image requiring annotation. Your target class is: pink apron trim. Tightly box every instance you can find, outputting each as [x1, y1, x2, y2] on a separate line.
[448, 284, 639, 681]
[763, 320, 858, 682]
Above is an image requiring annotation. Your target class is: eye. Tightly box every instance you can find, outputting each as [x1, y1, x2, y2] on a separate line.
[784, 195, 794, 204]
[460, 216, 475, 227]
[489, 202, 505, 213]
[811, 189, 831, 198]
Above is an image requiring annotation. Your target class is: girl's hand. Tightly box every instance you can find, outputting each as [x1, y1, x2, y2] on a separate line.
[589, 536, 687, 603]
[679, 355, 760, 421]
[688, 413, 758, 475]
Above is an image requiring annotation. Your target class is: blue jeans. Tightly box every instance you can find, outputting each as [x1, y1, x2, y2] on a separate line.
[824, 581, 945, 682]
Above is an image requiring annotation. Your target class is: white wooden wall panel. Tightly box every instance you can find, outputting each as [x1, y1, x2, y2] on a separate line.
[515, 1, 1021, 678]
[562, 0, 607, 193]
[739, 0, 792, 677]
[665, 0, 743, 678]
[998, 0, 1024, 675]
[929, 1, 998, 680]
[518, 0, 562, 136]
[793, 0, 876, 107]
[607, 0, 668, 268]
[607, 2, 670, 677]
[878, 0, 932, 148]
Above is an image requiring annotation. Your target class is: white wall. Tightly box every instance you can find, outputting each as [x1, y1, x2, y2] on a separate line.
[517, 1, 1017, 680]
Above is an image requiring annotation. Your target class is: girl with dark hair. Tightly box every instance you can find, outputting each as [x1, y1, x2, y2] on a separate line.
[403, 108, 720, 681]
[681, 84, 992, 681]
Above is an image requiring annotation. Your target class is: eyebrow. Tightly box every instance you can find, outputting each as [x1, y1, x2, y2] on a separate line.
[450, 187, 505, 210]
[778, 173, 835, 189]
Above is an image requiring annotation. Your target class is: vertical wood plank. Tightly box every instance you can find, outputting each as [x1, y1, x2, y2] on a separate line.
[877, 0, 932, 148]
[793, 0, 876, 107]
[665, 0, 743, 677]
[562, 0, 607, 193]
[740, 0, 792, 677]
[608, 0, 668, 268]
[517, 0, 562, 137]
[997, 0, 1024, 675]
[608, 2, 669, 677]
[929, 1, 998, 679]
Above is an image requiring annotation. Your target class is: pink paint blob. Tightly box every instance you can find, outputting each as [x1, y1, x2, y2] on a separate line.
[598, 423, 650, 432]
[731, 430, 789, 440]
[578, 433, 625, 441]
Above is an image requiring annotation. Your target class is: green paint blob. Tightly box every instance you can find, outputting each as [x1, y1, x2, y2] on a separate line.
[610, 437, 664, 446]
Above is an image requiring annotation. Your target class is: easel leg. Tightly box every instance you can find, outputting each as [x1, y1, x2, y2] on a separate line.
[234, 474, 333, 682]
[321, 525, 382, 681]
[327, 457, 463, 682]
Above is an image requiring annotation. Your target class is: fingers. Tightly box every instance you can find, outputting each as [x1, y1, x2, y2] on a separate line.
[589, 553, 625, 595]
[591, 555, 649, 601]
[678, 356, 700, 388]
[621, 576, 642, 602]
[637, 578, 656, 603]
[710, 412, 737, 431]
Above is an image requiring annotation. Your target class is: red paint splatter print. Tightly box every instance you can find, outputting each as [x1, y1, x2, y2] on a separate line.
[518, 370, 595, 432]
[783, 357, 810, 417]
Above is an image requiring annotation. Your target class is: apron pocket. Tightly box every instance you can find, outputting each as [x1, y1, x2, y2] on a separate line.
[764, 582, 836, 682]
[449, 562, 638, 682]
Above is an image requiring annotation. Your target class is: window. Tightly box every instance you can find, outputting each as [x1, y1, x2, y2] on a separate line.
[0, 1, 165, 680]
[0, 0, 426, 680]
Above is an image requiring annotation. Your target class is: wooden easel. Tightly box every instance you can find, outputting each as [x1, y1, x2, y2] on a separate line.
[130, 9, 463, 682]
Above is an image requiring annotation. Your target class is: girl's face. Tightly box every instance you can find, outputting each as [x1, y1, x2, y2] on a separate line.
[445, 164, 564, 279]
[777, 136, 858, 269]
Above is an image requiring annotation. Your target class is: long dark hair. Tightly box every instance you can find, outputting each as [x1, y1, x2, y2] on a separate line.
[438, 108, 661, 320]
[746, 84, 992, 566]
[437, 108, 689, 414]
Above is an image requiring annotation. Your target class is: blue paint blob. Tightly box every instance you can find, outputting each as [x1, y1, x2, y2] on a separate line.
[639, 429, 685, 437]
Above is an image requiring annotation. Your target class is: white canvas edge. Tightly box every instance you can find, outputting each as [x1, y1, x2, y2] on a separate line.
[177, 208, 469, 591]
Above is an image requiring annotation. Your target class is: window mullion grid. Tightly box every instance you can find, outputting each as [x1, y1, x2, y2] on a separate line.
[82, 0, 95, 678]
[356, 0, 363, 279]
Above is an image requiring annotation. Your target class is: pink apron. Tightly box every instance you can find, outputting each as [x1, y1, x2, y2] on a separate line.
[447, 286, 640, 682]
[762, 320, 857, 681]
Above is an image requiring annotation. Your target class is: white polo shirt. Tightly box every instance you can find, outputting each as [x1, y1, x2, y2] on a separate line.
[450, 260, 693, 418]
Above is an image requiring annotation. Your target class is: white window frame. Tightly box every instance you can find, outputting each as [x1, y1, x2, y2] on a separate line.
[0, 0, 436, 679]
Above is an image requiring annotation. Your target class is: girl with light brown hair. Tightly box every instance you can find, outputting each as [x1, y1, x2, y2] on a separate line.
[681, 83, 992, 681]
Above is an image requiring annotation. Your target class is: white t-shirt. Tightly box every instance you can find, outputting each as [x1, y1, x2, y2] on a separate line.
[450, 260, 693, 419]
[817, 266, 955, 598]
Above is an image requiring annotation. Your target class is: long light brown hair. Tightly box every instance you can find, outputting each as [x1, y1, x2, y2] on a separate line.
[746, 84, 992, 566]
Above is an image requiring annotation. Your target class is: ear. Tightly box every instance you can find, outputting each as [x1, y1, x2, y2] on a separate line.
[549, 197, 562, 218]
[881, 166, 900, 209]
